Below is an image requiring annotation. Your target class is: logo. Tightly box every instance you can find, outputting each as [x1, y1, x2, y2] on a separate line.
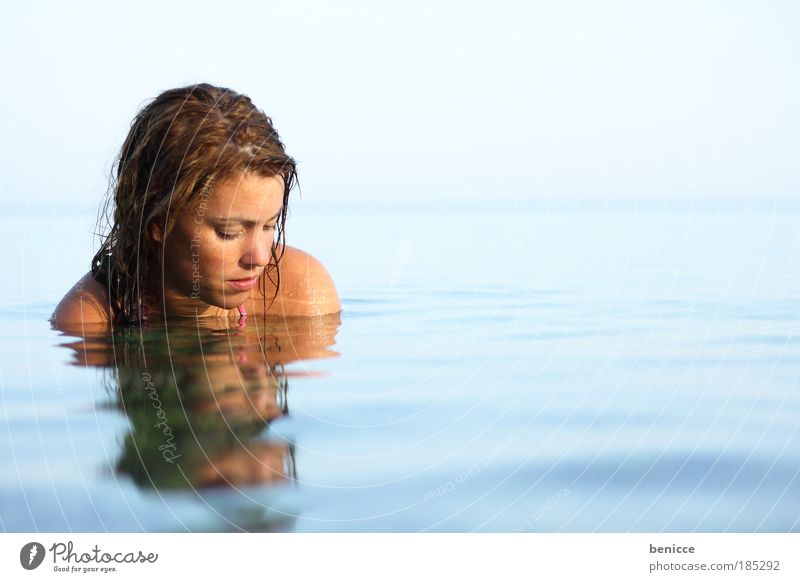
[20, 542, 46, 570]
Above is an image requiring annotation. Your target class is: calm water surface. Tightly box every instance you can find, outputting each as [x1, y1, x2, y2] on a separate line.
[1, 202, 799, 531]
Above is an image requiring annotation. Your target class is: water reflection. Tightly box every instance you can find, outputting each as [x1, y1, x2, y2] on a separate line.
[57, 315, 340, 530]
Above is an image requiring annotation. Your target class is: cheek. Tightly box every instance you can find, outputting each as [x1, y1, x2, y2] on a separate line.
[194, 236, 242, 278]
[162, 232, 194, 272]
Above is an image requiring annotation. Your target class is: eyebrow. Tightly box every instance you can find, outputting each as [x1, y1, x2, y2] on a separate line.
[209, 208, 283, 226]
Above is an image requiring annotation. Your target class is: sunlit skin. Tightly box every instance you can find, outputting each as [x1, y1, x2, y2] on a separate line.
[154, 172, 285, 318]
[51, 173, 340, 330]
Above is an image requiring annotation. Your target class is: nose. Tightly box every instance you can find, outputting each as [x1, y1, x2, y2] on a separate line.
[241, 233, 271, 269]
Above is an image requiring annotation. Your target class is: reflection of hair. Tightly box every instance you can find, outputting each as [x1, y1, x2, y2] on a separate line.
[92, 83, 297, 324]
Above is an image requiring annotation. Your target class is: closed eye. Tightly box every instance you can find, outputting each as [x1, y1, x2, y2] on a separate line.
[216, 230, 242, 240]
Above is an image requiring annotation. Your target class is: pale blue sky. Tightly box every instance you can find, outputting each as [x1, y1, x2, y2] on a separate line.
[1, 0, 799, 208]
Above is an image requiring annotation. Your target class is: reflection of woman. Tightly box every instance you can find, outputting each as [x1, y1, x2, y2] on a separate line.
[60, 312, 341, 367]
[113, 356, 295, 490]
[51, 83, 340, 332]
[77, 314, 340, 495]
[93, 323, 302, 488]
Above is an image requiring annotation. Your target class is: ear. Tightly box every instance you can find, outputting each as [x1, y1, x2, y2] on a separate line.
[150, 221, 163, 243]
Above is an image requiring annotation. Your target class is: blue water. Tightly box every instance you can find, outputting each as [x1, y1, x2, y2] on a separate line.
[1, 200, 799, 531]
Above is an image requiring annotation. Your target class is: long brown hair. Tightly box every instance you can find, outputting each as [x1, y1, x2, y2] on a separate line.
[92, 83, 297, 324]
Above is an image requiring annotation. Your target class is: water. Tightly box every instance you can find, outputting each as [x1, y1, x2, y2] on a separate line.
[1, 200, 799, 531]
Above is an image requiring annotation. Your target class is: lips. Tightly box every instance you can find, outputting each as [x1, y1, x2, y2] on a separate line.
[227, 275, 260, 291]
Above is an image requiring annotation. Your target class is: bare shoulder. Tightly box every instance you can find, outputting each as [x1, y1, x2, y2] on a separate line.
[256, 245, 342, 317]
[50, 271, 113, 331]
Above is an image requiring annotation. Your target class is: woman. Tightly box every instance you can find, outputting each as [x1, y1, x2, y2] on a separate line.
[52, 83, 340, 330]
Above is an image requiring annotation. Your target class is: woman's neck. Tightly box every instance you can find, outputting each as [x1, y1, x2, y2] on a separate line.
[146, 274, 240, 321]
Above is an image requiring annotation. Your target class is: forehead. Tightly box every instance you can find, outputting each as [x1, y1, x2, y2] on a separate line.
[203, 173, 284, 219]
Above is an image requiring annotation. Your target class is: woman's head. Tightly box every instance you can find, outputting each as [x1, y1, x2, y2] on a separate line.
[93, 83, 297, 322]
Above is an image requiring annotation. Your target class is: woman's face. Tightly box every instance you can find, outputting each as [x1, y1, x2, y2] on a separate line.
[159, 173, 284, 311]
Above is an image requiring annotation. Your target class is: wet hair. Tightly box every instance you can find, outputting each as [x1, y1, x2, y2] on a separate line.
[92, 83, 297, 324]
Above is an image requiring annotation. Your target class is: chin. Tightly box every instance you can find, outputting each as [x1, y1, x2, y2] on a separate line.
[213, 292, 249, 309]
[190, 290, 238, 311]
